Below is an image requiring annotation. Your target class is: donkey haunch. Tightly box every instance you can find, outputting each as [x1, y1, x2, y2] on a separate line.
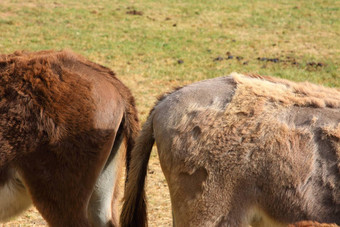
[121, 73, 340, 227]
[0, 50, 139, 227]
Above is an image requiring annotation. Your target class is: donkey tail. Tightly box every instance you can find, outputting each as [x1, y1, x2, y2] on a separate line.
[122, 95, 140, 176]
[120, 113, 155, 227]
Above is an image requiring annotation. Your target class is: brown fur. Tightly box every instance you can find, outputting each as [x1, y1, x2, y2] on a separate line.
[0, 50, 139, 226]
[289, 221, 339, 227]
[239, 73, 340, 108]
[121, 73, 340, 227]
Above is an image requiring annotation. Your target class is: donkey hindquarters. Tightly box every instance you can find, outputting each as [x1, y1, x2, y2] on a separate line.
[0, 50, 139, 227]
[121, 74, 340, 227]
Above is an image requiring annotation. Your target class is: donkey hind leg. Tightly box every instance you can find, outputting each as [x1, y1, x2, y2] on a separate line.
[0, 170, 32, 222]
[88, 130, 125, 227]
[172, 210, 176, 227]
[18, 136, 117, 227]
[215, 206, 287, 227]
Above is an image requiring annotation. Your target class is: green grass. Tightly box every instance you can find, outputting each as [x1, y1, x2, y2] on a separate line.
[0, 1, 339, 225]
[1, 1, 339, 107]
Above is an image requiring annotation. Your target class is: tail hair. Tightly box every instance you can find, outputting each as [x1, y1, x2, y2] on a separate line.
[120, 115, 155, 227]
[122, 95, 140, 175]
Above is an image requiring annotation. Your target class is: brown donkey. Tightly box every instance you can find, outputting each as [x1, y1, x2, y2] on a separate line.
[0, 50, 139, 227]
[289, 221, 339, 227]
[121, 73, 340, 227]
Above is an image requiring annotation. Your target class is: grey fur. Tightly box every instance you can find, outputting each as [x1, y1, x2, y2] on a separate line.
[121, 74, 340, 227]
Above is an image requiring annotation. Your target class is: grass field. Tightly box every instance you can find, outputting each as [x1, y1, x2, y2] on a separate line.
[0, 0, 339, 226]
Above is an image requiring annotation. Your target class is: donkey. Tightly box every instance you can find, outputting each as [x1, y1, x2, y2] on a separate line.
[121, 73, 340, 227]
[0, 50, 139, 227]
[289, 221, 339, 227]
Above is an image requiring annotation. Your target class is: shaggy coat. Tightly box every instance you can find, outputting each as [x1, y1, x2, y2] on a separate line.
[121, 73, 340, 227]
[0, 50, 139, 227]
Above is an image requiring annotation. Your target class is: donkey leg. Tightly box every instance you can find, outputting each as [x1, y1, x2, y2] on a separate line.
[0, 169, 31, 222]
[88, 133, 125, 227]
[17, 135, 116, 227]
